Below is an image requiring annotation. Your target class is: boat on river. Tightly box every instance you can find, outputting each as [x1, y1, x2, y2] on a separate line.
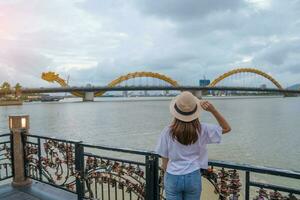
[40, 95, 64, 102]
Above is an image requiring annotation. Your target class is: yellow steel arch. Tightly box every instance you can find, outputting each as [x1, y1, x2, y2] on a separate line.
[209, 68, 283, 89]
[94, 71, 179, 96]
[42, 71, 179, 97]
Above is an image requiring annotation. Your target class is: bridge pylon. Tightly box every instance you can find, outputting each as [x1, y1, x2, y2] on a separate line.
[83, 92, 95, 101]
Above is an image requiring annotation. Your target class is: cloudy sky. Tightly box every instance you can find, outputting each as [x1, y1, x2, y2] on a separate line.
[0, 0, 299, 87]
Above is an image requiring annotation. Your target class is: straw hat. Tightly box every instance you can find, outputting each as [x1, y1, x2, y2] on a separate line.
[169, 91, 201, 122]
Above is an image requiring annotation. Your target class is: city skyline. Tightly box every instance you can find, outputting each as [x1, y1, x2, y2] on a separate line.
[1, 0, 300, 87]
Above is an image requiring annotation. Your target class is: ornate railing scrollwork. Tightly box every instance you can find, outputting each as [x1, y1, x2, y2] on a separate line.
[83, 155, 146, 199]
[24, 136, 78, 193]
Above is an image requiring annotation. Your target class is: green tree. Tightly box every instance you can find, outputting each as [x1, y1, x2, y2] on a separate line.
[14, 83, 22, 98]
[1, 82, 11, 97]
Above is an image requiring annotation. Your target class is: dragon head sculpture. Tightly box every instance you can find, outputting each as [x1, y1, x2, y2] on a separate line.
[41, 72, 60, 83]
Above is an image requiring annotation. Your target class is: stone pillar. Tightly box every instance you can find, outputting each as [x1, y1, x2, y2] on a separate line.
[83, 92, 94, 101]
[9, 115, 32, 187]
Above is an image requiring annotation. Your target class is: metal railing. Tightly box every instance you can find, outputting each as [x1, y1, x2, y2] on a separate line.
[19, 132, 300, 200]
[82, 143, 159, 200]
[0, 133, 13, 181]
[207, 160, 300, 200]
[23, 133, 159, 200]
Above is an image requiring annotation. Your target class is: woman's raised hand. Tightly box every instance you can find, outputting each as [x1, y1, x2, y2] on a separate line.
[200, 100, 231, 134]
[200, 100, 216, 112]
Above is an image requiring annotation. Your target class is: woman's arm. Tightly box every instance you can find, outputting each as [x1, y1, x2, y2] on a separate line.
[200, 101, 231, 134]
[162, 157, 169, 171]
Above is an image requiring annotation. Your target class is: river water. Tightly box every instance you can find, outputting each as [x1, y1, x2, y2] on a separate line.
[0, 96, 299, 173]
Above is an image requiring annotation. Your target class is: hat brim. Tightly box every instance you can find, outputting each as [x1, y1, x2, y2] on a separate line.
[169, 96, 201, 122]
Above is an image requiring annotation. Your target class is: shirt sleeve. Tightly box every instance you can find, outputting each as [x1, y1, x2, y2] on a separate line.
[155, 127, 169, 158]
[202, 123, 222, 144]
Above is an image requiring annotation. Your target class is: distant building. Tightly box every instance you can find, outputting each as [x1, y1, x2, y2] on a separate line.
[199, 79, 210, 87]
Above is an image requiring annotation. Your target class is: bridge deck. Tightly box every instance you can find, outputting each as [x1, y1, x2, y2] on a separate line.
[0, 181, 76, 200]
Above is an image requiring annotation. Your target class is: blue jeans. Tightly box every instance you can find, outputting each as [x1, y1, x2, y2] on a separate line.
[164, 169, 202, 200]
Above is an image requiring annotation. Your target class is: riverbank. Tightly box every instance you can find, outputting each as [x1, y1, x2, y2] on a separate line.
[0, 100, 23, 106]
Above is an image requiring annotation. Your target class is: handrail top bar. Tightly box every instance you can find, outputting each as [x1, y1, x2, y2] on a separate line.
[0, 141, 11, 145]
[27, 134, 82, 144]
[209, 160, 300, 179]
[26, 134, 155, 156]
[0, 133, 12, 137]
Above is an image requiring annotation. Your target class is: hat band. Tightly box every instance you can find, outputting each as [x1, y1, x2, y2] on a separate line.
[174, 103, 197, 116]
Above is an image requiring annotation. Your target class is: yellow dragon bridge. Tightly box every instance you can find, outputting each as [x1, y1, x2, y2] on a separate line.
[41, 71, 180, 97]
[42, 68, 284, 98]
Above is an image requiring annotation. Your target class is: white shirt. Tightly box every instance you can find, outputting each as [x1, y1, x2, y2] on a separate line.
[155, 123, 222, 175]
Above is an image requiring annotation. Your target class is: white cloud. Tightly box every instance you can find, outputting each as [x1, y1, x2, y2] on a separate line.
[246, 0, 272, 10]
[0, 0, 300, 87]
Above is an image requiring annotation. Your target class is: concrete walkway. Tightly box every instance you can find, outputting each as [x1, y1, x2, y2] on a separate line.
[0, 181, 77, 200]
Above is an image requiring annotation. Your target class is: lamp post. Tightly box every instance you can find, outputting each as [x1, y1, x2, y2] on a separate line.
[9, 115, 32, 187]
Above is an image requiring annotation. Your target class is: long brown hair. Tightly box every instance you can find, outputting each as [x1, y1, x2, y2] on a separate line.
[170, 118, 201, 145]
